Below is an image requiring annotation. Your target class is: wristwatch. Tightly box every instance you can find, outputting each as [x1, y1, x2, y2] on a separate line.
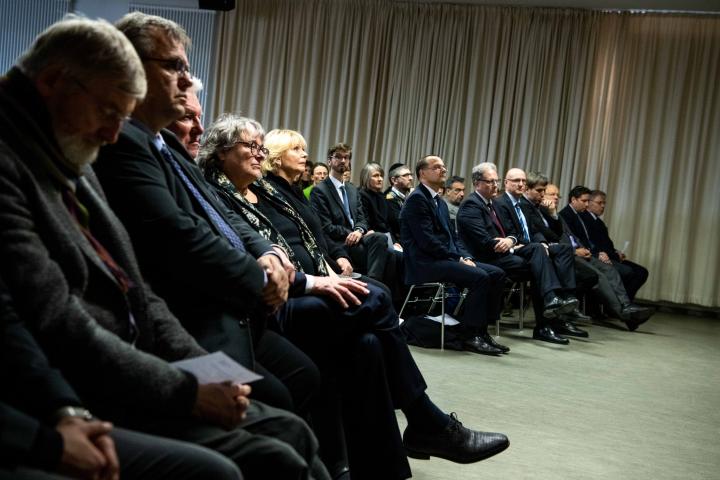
[54, 406, 94, 422]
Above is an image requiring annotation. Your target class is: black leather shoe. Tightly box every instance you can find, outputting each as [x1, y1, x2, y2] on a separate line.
[553, 321, 589, 338]
[404, 413, 510, 464]
[559, 296, 579, 314]
[561, 308, 591, 322]
[623, 307, 653, 331]
[463, 336, 503, 356]
[532, 326, 569, 345]
[481, 332, 510, 353]
[542, 296, 564, 318]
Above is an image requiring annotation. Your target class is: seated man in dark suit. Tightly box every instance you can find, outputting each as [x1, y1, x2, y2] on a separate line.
[443, 175, 465, 234]
[310, 143, 391, 282]
[560, 186, 653, 330]
[0, 15, 323, 480]
[522, 178, 599, 299]
[385, 163, 413, 241]
[0, 278, 242, 480]
[459, 164, 585, 345]
[586, 190, 649, 301]
[401, 155, 508, 355]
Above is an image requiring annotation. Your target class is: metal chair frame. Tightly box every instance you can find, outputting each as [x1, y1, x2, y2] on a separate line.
[399, 282, 466, 350]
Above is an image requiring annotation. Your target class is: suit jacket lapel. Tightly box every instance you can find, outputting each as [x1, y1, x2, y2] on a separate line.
[322, 178, 352, 225]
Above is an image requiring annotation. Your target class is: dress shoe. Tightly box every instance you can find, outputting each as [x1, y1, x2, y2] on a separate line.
[561, 307, 591, 322]
[618, 304, 653, 321]
[559, 296, 579, 313]
[463, 336, 503, 356]
[481, 332, 510, 353]
[542, 296, 565, 318]
[552, 320, 589, 338]
[404, 412, 510, 464]
[532, 326, 569, 345]
[623, 307, 653, 331]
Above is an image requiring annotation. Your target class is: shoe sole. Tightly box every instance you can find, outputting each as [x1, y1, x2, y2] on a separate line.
[533, 335, 569, 345]
[406, 439, 510, 463]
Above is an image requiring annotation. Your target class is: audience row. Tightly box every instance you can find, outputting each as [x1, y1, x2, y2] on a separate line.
[0, 13, 510, 480]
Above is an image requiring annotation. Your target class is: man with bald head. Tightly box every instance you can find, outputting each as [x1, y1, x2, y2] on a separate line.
[461, 165, 585, 344]
[401, 155, 509, 355]
[167, 77, 204, 159]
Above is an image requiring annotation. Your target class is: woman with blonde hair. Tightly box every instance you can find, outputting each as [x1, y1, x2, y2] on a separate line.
[199, 117, 507, 479]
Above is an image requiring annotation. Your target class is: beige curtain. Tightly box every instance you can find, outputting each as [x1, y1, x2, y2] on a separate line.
[210, 0, 720, 307]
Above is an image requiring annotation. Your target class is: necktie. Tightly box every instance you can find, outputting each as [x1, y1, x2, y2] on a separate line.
[514, 202, 530, 243]
[339, 185, 354, 228]
[487, 201, 506, 236]
[158, 139, 246, 252]
[576, 212, 594, 250]
[63, 188, 138, 343]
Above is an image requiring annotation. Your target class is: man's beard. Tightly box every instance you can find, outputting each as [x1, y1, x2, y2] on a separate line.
[56, 133, 101, 169]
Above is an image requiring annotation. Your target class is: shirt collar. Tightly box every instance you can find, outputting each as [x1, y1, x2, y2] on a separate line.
[475, 191, 491, 205]
[329, 175, 344, 190]
[391, 186, 406, 199]
[421, 182, 439, 199]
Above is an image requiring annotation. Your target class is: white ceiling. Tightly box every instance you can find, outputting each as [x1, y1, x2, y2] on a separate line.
[397, 0, 720, 13]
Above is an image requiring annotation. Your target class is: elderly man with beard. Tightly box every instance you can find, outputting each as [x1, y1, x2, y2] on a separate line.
[0, 15, 289, 480]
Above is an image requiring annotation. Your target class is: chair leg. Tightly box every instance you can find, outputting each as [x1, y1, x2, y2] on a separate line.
[519, 282, 525, 331]
[439, 284, 445, 351]
[398, 285, 415, 320]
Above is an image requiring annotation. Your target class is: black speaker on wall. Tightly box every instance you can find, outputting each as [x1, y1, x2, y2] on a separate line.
[199, 0, 236, 11]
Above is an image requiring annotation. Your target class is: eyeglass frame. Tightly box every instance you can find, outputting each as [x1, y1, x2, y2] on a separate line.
[478, 178, 500, 185]
[232, 140, 269, 156]
[142, 56, 192, 78]
[69, 77, 132, 124]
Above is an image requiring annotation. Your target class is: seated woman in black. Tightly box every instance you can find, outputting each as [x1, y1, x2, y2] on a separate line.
[358, 163, 401, 250]
[197, 116, 508, 480]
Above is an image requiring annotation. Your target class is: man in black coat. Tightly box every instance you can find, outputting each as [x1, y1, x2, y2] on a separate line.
[586, 190, 649, 300]
[560, 186, 653, 330]
[310, 143, 391, 281]
[0, 278, 243, 480]
[401, 155, 508, 355]
[385, 163, 413, 241]
[0, 15, 321, 480]
[458, 164, 586, 345]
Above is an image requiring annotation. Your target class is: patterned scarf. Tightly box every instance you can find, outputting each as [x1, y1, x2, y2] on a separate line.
[210, 172, 303, 272]
[252, 178, 330, 277]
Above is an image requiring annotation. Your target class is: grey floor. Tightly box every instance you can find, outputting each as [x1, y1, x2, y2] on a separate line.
[397, 312, 720, 480]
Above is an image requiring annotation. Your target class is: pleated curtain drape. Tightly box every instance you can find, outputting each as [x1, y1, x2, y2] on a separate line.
[210, 0, 720, 308]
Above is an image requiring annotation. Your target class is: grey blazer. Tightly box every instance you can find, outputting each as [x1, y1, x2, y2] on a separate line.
[0, 70, 204, 424]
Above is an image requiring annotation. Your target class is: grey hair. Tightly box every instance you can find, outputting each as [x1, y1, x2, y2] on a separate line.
[359, 163, 384, 190]
[17, 14, 146, 98]
[115, 11, 190, 58]
[197, 113, 265, 175]
[189, 76, 204, 93]
[471, 162, 498, 184]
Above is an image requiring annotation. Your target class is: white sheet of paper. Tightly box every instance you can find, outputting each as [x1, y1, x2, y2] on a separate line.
[172, 351, 263, 385]
[425, 313, 460, 326]
[622, 240, 630, 253]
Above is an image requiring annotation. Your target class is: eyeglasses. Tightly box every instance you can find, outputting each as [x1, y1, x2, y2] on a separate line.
[478, 178, 499, 185]
[506, 178, 527, 183]
[234, 140, 269, 156]
[331, 155, 351, 162]
[424, 164, 446, 171]
[70, 77, 131, 124]
[142, 56, 191, 78]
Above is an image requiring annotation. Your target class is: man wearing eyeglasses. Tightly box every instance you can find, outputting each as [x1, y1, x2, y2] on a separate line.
[385, 163, 413, 241]
[93, 12, 330, 480]
[459, 165, 587, 345]
[401, 155, 509, 356]
[310, 143, 392, 283]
